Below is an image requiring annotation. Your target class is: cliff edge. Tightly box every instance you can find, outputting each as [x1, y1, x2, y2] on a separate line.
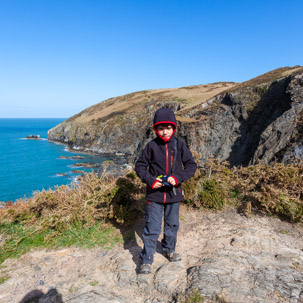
[48, 66, 303, 166]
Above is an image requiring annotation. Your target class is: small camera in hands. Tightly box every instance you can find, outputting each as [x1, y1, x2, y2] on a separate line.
[157, 175, 172, 187]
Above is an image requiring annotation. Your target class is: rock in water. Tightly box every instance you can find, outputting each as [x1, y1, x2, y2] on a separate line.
[25, 135, 41, 140]
[72, 162, 100, 168]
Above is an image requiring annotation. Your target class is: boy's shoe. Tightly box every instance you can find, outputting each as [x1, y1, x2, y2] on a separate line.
[163, 251, 181, 262]
[139, 263, 151, 274]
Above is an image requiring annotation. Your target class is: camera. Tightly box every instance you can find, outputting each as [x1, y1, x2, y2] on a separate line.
[157, 175, 172, 187]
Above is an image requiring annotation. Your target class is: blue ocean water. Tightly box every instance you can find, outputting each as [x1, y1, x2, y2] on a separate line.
[0, 118, 109, 202]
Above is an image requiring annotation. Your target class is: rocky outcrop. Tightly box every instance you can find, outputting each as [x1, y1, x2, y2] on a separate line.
[71, 170, 85, 174]
[48, 66, 303, 166]
[72, 162, 100, 168]
[1, 207, 303, 303]
[177, 66, 303, 166]
[25, 135, 41, 140]
[47, 82, 235, 164]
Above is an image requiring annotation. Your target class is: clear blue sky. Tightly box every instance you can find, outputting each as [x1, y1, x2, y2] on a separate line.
[0, 0, 302, 118]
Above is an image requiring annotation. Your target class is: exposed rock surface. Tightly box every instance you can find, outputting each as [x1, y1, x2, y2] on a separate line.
[59, 156, 85, 160]
[48, 66, 303, 166]
[72, 162, 100, 168]
[71, 156, 85, 160]
[47, 82, 236, 164]
[71, 170, 85, 174]
[1, 207, 303, 303]
[25, 135, 41, 140]
[176, 66, 303, 166]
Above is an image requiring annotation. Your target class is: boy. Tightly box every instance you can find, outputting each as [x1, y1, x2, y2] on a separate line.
[135, 107, 197, 274]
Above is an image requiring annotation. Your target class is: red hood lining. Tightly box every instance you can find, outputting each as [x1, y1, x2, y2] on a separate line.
[153, 121, 177, 142]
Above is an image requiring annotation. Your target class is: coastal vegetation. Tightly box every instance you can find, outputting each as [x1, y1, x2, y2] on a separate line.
[1, 159, 303, 266]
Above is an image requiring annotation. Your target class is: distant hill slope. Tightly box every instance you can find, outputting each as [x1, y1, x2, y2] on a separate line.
[48, 66, 303, 166]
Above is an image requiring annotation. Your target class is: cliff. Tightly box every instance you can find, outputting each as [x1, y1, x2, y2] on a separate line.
[48, 66, 303, 166]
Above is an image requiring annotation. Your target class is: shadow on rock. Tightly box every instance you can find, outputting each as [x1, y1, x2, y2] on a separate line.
[225, 77, 292, 166]
[114, 217, 164, 274]
[19, 288, 63, 303]
[114, 220, 144, 273]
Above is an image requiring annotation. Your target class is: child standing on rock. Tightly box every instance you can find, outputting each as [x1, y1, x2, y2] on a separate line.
[135, 107, 197, 274]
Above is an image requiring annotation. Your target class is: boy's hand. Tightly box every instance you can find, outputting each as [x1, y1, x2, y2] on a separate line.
[167, 176, 176, 186]
[153, 178, 164, 189]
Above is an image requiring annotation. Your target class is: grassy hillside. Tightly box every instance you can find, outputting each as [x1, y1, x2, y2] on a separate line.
[65, 82, 236, 124]
[63, 66, 303, 126]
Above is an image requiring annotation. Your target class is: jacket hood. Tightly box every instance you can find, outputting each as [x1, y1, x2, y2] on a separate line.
[153, 108, 177, 142]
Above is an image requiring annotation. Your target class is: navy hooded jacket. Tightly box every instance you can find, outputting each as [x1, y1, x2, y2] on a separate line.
[135, 108, 197, 203]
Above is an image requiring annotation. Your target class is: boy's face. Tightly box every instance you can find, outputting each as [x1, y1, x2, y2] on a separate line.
[156, 124, 174, 140]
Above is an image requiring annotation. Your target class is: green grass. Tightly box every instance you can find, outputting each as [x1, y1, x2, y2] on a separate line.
[54, 222, 121, 248]
[279, 229, 289, 234]
[0, 275, 9, 285]
[180, 289, 205, 303]
[0, 222, 121, 264]
[0, 264, 9, 285]
[0, 223, 52, 264]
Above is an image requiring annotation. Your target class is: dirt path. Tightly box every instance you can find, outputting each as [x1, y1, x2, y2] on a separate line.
[1, 206, 303, 303]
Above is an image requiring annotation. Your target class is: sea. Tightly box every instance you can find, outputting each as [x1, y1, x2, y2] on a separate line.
[0, 118, 110, 202]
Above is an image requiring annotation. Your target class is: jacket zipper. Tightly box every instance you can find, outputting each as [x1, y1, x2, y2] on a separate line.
[164, 143, 169, 203]
[165, 143, 169, 175]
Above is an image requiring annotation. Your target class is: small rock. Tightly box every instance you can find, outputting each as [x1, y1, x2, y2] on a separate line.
[72, 162, 100, 168]
[71, 156, 85, 159]
[25, 134, 41, 139]
[56, 173, 67, 176]
[71, 170, 85, 174]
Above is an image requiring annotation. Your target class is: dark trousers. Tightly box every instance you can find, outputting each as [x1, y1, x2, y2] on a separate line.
[140, 201, 180, 264]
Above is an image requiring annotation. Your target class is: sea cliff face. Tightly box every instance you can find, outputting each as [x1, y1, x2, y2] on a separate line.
[48, 66, 303, 166]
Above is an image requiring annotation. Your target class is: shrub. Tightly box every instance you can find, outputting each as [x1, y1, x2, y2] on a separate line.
[198, 179, 226, 210]
[184, 158, 303, 222]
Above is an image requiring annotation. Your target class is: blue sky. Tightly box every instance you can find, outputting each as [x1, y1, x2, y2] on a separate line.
[0, 0, 302, 118]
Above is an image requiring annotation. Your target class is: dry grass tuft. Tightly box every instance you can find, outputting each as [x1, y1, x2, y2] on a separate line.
[0, 172, 145, 229]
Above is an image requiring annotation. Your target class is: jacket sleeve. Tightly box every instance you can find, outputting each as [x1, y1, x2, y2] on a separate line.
[135, 144, 158, 188]
[172, 140, 197, 184]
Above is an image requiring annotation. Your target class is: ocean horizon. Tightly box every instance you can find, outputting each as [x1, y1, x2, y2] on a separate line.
[0, 118, 109, 202]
